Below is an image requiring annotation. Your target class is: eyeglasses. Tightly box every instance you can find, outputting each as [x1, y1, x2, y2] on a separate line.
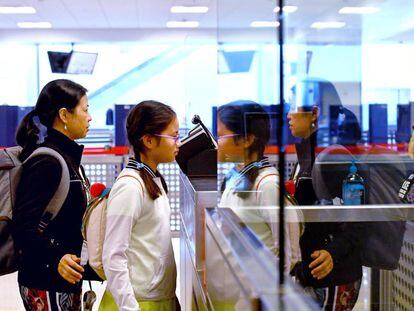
[153, 134, 181, 143]
[217, 134, 240, 140]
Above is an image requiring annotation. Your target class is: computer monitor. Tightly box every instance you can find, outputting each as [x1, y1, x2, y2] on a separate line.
[48, 51, 70, 73]
[66, 51, 98, 75]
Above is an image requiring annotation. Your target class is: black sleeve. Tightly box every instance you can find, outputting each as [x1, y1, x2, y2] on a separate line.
[324, 222, 363, 264]
[12, 155, 67, 270]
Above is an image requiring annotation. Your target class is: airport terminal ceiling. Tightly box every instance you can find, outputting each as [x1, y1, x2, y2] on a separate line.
[0, 0, 413, 44]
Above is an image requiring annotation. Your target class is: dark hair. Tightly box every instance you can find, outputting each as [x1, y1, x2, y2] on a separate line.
[218, 100, 270, 158]
[218, 100, 271, 198]
[16, 79, 87, 160]
[126, 100, 176, 200]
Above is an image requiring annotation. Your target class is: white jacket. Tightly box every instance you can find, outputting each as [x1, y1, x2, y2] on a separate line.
[102, 168, 176, 311]
[219, 166, 302, 271]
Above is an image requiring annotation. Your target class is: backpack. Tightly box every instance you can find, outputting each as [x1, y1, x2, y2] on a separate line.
[312, 144, 407, 270]
[357, 146, 407, 270]
[82, 174, 143, 280]
[0, 146, 70, 276]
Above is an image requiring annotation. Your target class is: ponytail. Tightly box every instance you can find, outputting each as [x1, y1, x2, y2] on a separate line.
[16, 110, 40, 161]
[133, 148, 168, 200]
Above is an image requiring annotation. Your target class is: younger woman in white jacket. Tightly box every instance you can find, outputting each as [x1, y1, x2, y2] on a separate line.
[99, 101, 180, 311]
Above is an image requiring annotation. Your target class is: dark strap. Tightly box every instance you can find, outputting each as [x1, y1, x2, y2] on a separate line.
[25, 147, 70, 234]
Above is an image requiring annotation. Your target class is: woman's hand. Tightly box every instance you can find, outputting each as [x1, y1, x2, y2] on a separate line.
[57, 254, 85, 284]
[309, 250, 333, 280]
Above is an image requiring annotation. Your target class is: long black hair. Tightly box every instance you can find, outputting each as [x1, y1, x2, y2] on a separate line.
[126, 100, 176, 200]
[218, 100, 271, 197]
[16, 79, 87, 160]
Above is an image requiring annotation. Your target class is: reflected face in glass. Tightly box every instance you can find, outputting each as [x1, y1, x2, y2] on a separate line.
[287, 108, 316, 139]
[217, 118, 244, 162]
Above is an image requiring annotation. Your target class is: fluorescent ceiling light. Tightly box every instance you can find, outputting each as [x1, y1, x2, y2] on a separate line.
[311, 21, 346, 29]
[166, 21, 199, 28]
[17, 22, 52, 28]
[171, 6, 208, 13]
[250, 21, 280, 28]
[0, 6, 36, 14]
[274, 6, 298, 13]
[339, 6, 379, 14]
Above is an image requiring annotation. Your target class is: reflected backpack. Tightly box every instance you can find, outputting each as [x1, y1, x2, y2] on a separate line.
[82, 174, 143, 280]
[0, 146, 69, 276]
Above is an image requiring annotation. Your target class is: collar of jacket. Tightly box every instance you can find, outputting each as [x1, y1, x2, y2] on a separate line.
[44, 128, 84, 167]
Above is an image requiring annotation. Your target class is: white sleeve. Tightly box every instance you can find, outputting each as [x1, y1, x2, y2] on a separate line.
[103, 178, 143, 311]
[257, 179, 301, 272]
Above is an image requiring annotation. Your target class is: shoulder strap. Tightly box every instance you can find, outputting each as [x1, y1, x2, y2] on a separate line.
[26, 147, 70, 234]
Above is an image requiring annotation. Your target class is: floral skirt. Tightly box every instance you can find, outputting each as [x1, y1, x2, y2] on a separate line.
[19, 285, 82, 311]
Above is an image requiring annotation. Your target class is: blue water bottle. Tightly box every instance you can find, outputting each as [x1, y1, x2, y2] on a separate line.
[342, 160, 365, 205]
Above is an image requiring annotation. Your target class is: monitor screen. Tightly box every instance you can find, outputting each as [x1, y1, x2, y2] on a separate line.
[66, 51, 98, 75]
[47, 51, 70, 73]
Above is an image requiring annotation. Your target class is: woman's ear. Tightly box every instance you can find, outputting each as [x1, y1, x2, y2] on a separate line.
[58, 108, 69, 126]
[311, 106, 319, 124]
[141, 134, 155, 150]
[243, 134, 255, 149]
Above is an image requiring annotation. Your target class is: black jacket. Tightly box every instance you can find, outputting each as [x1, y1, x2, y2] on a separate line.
[12, 129, 88, 293]
[294, 133, 362, 288]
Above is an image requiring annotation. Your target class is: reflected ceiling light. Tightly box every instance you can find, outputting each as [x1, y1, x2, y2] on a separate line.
[274, 6, 298, 13]
[166, 21, 199, 28]
[339, 6, 379, 14]
[17, 22, 52, 28]
[0, 6, 36, 14]
[250, 21, 280, 28]
[171, 6, 208, 13]
[311, 21, 346, 29]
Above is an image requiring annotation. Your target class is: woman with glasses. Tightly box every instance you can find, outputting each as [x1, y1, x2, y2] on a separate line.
[99, 100, 180, 311]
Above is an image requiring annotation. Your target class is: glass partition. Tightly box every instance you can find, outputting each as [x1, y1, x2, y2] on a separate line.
[283, 0, 414, 310]
[215, 0, 414, 310]
[215, 0, 292, 280]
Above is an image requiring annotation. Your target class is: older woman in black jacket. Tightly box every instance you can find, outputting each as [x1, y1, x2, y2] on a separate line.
[288, 78, 362, 310]
[13, 79, 92, 310]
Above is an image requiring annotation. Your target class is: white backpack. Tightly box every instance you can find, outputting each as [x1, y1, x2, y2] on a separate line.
[82, 174, 143, 280]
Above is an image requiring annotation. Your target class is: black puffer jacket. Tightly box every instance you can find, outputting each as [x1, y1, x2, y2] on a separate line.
[12, 128, 88, 293]
[294, 133, 362, 288]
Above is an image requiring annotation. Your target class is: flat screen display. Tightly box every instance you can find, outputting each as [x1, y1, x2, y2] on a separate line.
[66, 51, 98, 74]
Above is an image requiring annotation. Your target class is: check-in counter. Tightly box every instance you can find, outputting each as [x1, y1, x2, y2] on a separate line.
[205, 207, 319, 311]
[180, 165, 414, 310]
[180, 172, 217, 310]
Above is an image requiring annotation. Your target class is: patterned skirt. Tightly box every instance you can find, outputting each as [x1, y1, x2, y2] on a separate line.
[19, 285, 82, 311]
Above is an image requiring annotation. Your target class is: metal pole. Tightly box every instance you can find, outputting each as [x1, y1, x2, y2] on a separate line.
[277, 0, 286, 286]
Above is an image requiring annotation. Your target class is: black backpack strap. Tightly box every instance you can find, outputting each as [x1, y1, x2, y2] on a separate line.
[25, 147, 70, 234]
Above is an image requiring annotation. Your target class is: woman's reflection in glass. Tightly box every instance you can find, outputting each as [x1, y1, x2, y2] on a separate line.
[218, 100, 302, 272]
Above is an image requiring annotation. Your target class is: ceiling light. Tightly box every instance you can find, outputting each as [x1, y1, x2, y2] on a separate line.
[339, 6, 379, 14]
[171, 6, 208, 13]
[17, 22, 52, 28]
[250, 21, 280, 28]
[274, 6, 298, 13]
[166, 21, 199, 28]
[0, 6, 36, 14]
[311, 21, 346, 29]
